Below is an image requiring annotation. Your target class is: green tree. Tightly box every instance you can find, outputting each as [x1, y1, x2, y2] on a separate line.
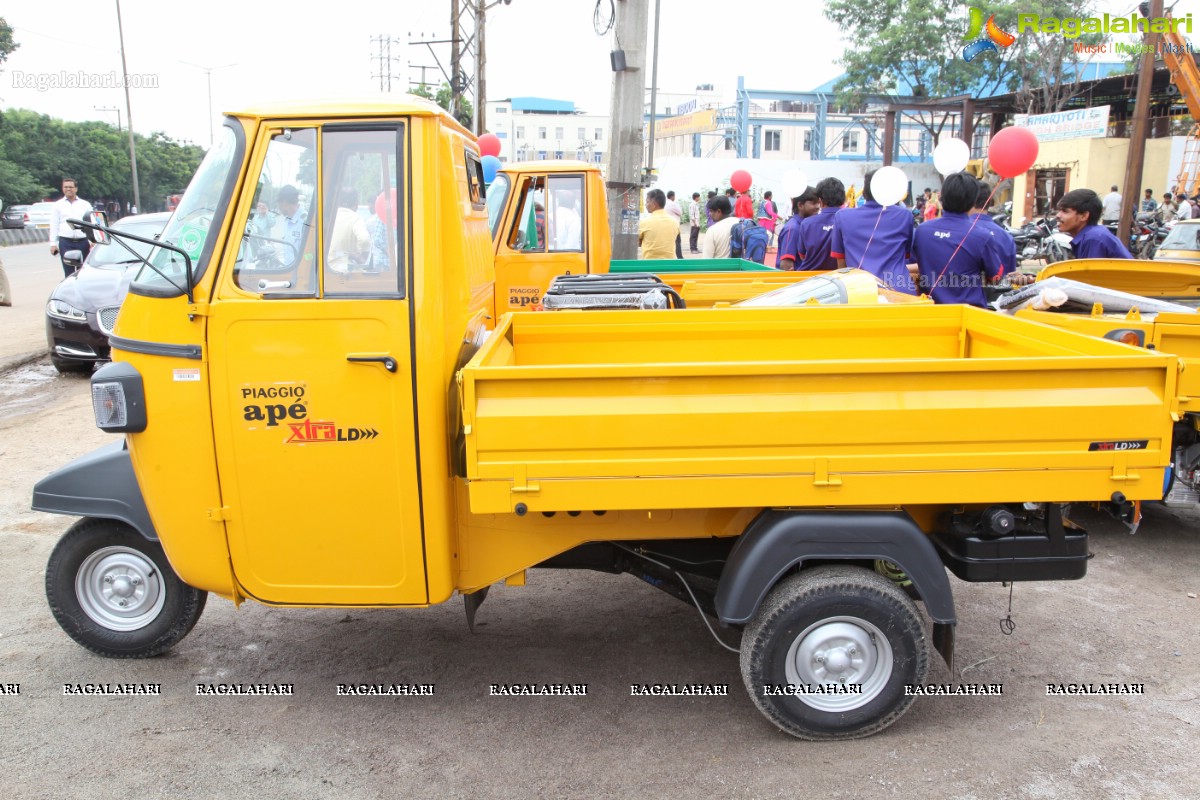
[1005, 0, 1107, 115]
[0, 109, 204, 208]
[0, 16, 18, 67]
[825, 0, 1018, 143]
[825, 0, 1106, 143]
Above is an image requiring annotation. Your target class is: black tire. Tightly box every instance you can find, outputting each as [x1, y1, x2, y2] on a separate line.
[46, 518, 207, 658]
[51, 356, 93, 376]
[740, 565, 929, 741]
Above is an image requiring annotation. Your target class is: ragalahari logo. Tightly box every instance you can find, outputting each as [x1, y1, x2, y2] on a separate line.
[962, 7, 1017, 61]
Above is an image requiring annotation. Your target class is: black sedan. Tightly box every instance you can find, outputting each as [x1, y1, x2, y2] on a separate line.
[45, 212, 170, 374]
[3, 204, 30, 229]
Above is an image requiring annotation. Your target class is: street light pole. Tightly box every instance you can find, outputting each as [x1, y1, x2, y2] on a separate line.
[181, 61, 238, 146]
[114, 0, 140, 212]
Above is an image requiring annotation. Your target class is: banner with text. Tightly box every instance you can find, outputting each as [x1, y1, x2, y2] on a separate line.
[654, 109, 718, 139]
[1013, 105, 1110, 142]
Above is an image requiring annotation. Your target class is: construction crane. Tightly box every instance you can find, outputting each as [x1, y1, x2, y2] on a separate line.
[1155, 4, 1200, 194]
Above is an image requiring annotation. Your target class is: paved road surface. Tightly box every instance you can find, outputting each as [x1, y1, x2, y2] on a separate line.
[0, 242, 66, 371]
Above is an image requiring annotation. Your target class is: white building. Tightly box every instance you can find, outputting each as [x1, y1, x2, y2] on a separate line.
[485, 97, 609, 166]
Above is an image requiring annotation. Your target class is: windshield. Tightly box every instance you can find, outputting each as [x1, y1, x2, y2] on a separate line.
[1160, 223, 1200, 252]
[88, 219, 167, 268]
[132, 124, 240, 294]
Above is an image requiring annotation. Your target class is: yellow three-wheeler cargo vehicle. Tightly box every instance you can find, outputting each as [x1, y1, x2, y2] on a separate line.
[34, 99, 1181, 741]
[1006, 258, 1200, 507]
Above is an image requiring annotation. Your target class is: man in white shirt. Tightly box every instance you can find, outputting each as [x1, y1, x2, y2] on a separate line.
[665, 190, 683, 258]
[554, 191, 582, 250]
[688, 192, 704, 253]
[49, 178, 95, 276]
[327, 188, 371, 273]
[702, 196, 738, 258]
[1101, 185, 1122, 225]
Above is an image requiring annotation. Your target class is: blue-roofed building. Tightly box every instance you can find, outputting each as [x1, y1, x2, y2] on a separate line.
[486, 98, 608, 165]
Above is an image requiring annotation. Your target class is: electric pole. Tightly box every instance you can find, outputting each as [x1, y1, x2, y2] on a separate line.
[1120, 0, 1163, 247]
[114, 0, 140, 212]
[371, 35, 403, 92]
[606, 0, 649, 260]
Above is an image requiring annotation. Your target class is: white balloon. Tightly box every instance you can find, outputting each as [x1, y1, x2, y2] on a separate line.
[933, 138, 971, 176]
[781, 169, 809, 200]
[869, 166, 908, 206]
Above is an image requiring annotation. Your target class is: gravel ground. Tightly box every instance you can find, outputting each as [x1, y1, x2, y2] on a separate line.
[1, 360, 1197, 798]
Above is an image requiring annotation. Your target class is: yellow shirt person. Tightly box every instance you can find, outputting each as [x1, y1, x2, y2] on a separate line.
[638, 189, 680, 259]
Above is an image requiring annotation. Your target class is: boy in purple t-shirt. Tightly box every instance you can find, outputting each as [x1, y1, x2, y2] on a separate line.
[776, 187, 819, 270]
[913, 172, 1008, 307]
[1056, 188, 1133, 259]
[830, 168, 916, 293]
[796, 177, 845, 271]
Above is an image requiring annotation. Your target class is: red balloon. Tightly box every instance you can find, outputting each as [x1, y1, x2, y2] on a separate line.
[730, 169, 752, 193]
[478, 133, 501, 158]
[374, 188, 397, 223]
[988, 126, 1039, 179]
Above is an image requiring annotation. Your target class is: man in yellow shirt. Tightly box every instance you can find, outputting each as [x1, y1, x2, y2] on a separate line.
[638, 188, 679, 259]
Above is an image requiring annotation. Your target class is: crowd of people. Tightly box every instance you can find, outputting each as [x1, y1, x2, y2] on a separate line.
[638, 169, 1186, 309]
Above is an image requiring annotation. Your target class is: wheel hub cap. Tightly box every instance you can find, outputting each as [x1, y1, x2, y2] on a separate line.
[784, 616, 894, 712]
[75, 546, 166, 631]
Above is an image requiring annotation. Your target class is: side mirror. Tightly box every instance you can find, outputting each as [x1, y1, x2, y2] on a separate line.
[64, 250, 84, 271]
[74, 219, 97, 244]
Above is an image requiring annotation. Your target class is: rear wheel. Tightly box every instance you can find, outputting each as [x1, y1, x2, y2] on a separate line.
[740, 565, 929, 740]
[46, 518, 207, 658]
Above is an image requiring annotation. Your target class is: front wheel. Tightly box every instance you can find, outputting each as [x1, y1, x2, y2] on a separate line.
[46, 518, 207, 657]
[740, 565, 930, 740]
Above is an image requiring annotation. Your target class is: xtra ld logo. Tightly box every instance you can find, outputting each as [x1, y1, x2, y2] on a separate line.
[286, 419, 380, 444]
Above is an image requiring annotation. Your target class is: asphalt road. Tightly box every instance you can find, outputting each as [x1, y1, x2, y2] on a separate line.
[0, 242, 67, 371]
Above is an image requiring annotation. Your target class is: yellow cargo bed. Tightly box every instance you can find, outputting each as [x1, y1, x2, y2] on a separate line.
[1020, 258, 1200, 413]
[461, 305, 1177, 514]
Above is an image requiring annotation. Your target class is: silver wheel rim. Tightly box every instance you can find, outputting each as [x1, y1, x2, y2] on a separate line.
[784, 616, 894, 712]
[75, 546, 166, 631]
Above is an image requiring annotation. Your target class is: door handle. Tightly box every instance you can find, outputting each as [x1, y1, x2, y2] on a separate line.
[347, 355, 397, 373]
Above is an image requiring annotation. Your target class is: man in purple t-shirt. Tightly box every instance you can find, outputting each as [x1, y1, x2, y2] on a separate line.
[796, 177, 844, 271]
[1056, 189, 1132, 259]
[913, 172, 1009, 307]
[776, 187, 819, 271]
[830, 168, 916, 294]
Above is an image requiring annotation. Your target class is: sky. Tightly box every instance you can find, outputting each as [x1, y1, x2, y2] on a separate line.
[0, 0, 1162, 147]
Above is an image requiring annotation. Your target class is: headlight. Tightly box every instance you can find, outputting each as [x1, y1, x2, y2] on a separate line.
[47, 298, 87, 321]
[92, 382, 128, 428]
[90, 362, 147, 433]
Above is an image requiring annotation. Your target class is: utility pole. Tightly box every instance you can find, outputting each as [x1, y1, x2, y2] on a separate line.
[1120, 0, 1163, 247]
[645, 0, 661, 175]
[606, 0, 649, 261]
[475, 0, 487, 134]
[114, 0, 140, 212]
[95, 105, 121, 131]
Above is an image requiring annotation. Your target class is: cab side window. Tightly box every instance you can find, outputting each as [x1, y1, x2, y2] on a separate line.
[546, 175, 584, 252]
[235, 128, 317, 294]
[322, 127, 404, 298]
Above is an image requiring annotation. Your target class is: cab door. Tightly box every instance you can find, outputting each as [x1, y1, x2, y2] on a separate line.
[493, 172, 589, 312]
[207, 122, 426, 606]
